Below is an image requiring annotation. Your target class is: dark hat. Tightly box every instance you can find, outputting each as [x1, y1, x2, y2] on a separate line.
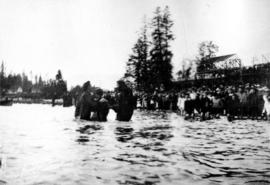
[117, 80, 127, 90]
[95, 88, 103, 96]
[82, 81, 91, 91]
[117, 80, 126, 86]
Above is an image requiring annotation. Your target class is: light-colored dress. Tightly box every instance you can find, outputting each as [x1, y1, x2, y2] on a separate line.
[177, 97, 186, 111]
[263, 95, 270, 116]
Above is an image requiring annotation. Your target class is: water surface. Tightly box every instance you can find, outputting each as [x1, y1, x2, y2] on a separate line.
[0, 104, 269, 185]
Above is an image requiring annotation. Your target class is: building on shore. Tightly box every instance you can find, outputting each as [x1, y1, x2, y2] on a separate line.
[174, 54, 270, 89]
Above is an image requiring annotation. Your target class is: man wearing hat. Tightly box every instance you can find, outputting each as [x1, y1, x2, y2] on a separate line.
[95, 89, 110, 122]
[112, 80, 135, 121]
[75, 81, 96, 120]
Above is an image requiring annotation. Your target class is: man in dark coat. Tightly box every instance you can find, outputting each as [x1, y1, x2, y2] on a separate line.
[95, 89, 110, 122]
[184, 95, 194, 118]
[52, 92, 57, 107]
[225, 92, 240, 121]
[113, 80, 135, 121]
[198, 93, 212, 120]
[75, 81, 96, 120]
[237, 87, 248, 118]
[247, 88, 260, 119]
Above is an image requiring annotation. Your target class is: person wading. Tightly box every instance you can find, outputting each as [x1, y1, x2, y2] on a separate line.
[113, 80, 135, 121]
[75, 81, 96, 121]
[95, 89, 110, 122]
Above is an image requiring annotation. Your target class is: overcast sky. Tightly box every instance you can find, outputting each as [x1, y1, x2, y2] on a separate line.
[0, 0, 269, 90]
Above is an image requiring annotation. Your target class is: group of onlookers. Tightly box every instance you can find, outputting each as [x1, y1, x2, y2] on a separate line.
[135, 84, 270, 121]
[73, 81, 270, 122]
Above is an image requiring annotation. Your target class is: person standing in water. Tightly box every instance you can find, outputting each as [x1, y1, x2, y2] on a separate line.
[95, 89, 110, 122]
[75, 81, 95, 120]
[113, 80, 135, 121]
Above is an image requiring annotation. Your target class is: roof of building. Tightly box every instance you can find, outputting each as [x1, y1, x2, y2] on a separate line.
[201, 54, 236, 64]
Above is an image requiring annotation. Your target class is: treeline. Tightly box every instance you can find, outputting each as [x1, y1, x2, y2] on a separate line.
[123, 6, 174, 93]
[0, 62, 67, 99]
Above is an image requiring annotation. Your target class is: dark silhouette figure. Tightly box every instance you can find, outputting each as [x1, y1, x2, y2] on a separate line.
[97, 99, 109, 121]
[52, 92, 57, 107]
[75, 81, 96, 120]
[113, 80, 135, 121]
[94, 89, 110, 122]
[63, 92, 73, 107]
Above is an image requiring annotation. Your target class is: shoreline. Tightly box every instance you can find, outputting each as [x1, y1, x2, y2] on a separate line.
[12, 98, 64, 105]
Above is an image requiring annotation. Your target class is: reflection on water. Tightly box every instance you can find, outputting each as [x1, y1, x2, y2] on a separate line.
[0, 104, 269, 185]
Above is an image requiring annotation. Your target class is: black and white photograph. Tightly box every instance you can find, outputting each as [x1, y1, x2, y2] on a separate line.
[0, 0, 270, 184]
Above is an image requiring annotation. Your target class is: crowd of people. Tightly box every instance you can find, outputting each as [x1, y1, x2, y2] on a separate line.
[135, 84, 270, 121]
[73, 80, 270, 122]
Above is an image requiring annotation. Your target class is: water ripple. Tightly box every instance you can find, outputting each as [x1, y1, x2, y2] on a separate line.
[0, 104, 269, 185]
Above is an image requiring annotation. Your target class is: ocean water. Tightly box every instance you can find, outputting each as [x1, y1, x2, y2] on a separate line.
[0, 104, 269, 185]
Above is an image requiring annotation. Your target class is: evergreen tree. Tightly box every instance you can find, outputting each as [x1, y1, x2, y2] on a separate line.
[0, 61, 5, 77]
[56, 70, 63, 81]
[123, 6, 174, 92]
[149, 6, 174, 91]
[196, 41, 219, 73]
[38, 76, 43, 87]
[0, 61, 5, 93]
[34, 75, 38, 85]
[198, 41, 219, 60]
[21, 72, 32, 93]
[124, 20, 150, 92]
[176, 59, 194, 80]
[163, 6, 174, 49]
[139, 21, 152, 92]
[53, 70, 67, 98]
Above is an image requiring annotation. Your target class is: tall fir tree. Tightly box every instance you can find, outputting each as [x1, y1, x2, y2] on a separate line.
[149, 6, 174, 91]
[38, 76, 43, 87]
[196, 41, 219, 73]
[54, 70, 67, 97]
[124, 20, 150, 92]
[0, 61, 5, 91]
[56, 70, 63, 81]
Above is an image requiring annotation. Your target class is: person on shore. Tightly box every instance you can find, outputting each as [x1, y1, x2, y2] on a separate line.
[189, 89, 197, 115]
[170, 92, 178, 111]
[237, 87, 248, 118]
[197, 92, 212, 120]
[225, 91, 240, 121]
[149, 95, 156, 110]
[113, 80, 135, 121]
[184, 94, 194, 119]
[177, 93, 186, 116]
[52, 92, 57, 107]
[211, 94, 223, 118]
[247, 87, 260, 119]
[263, 93, 270, 120]
[163, 93, 170, 110]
